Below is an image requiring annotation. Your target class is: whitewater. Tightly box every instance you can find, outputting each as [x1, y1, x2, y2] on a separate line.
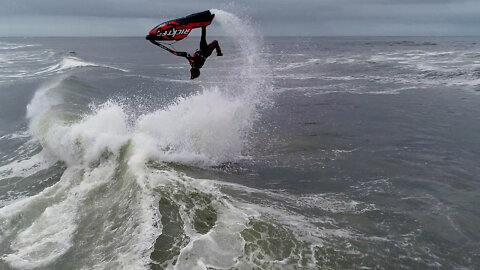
[0, 10, 326, 270]
[1, 11, 480, 270]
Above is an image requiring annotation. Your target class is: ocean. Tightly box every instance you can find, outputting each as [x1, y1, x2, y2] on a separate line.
[1, 11, 480, 269]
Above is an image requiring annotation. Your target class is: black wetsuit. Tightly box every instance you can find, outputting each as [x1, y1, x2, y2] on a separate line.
[173, 27, 222, 69]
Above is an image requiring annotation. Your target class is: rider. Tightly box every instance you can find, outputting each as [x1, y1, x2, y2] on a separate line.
[170, 26, 222, 79]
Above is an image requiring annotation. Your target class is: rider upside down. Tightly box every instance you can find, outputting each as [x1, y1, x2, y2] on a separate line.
[149, 26, 222, 80]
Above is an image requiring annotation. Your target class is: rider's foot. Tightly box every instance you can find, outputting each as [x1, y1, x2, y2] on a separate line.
[217, 52, 223, 56]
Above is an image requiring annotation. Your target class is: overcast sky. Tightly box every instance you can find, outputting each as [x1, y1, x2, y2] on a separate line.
[1, 0, 479, 36]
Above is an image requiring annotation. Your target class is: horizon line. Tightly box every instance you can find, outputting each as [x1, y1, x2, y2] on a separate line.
[2, 35, 480, 38]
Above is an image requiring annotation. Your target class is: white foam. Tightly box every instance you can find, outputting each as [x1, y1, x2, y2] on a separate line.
[1, 161, 118, 269]
[26, 78, 131, 165]
[0, 168, 81, 247]
[275, 58, 321, 70]
[0, 43, 38, 50]
[0, 52, 128, 85]
[324, 57, 357, 64]
[172, 203, 248, 270]
[0, 9, 277, 270]
[133, 88, 254, 166]
[45, 56, 129, 73]
[0, 131, 31, 140]
[129, 10, 271, 167]
[138, 171, 255, 270]
[26, 79, 65, 134]
[0, 151, 57, 180]
[43, 104, 130, 165]
[150, 173, 357, 269]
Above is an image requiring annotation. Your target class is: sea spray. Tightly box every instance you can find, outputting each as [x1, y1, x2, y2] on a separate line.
[133, 88, 251, 166]
[135, 10, 278, 269]
[0, 10, 291, 270]
[131, 9, 272, 167]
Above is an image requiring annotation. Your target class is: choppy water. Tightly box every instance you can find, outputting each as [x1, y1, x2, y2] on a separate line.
[1, 11, 480, 270]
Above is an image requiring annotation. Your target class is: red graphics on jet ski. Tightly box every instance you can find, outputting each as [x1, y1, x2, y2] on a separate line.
[146, 10, 215, 42]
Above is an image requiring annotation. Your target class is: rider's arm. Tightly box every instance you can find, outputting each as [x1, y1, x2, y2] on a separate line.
[171, 51, 189, 58]
[201, 26, 206, 45]
[149, 39, 189, 58]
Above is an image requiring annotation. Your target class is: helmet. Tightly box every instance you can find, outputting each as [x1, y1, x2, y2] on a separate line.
[190, 67, 200, 80]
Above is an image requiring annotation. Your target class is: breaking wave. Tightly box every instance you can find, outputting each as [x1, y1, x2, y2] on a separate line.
[0, 48, 127, 84]
[45, 56, 129, 73]
[0, 10, 343, 270]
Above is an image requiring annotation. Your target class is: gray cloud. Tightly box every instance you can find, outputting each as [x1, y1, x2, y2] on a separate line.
[0, 0, 479, 36]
